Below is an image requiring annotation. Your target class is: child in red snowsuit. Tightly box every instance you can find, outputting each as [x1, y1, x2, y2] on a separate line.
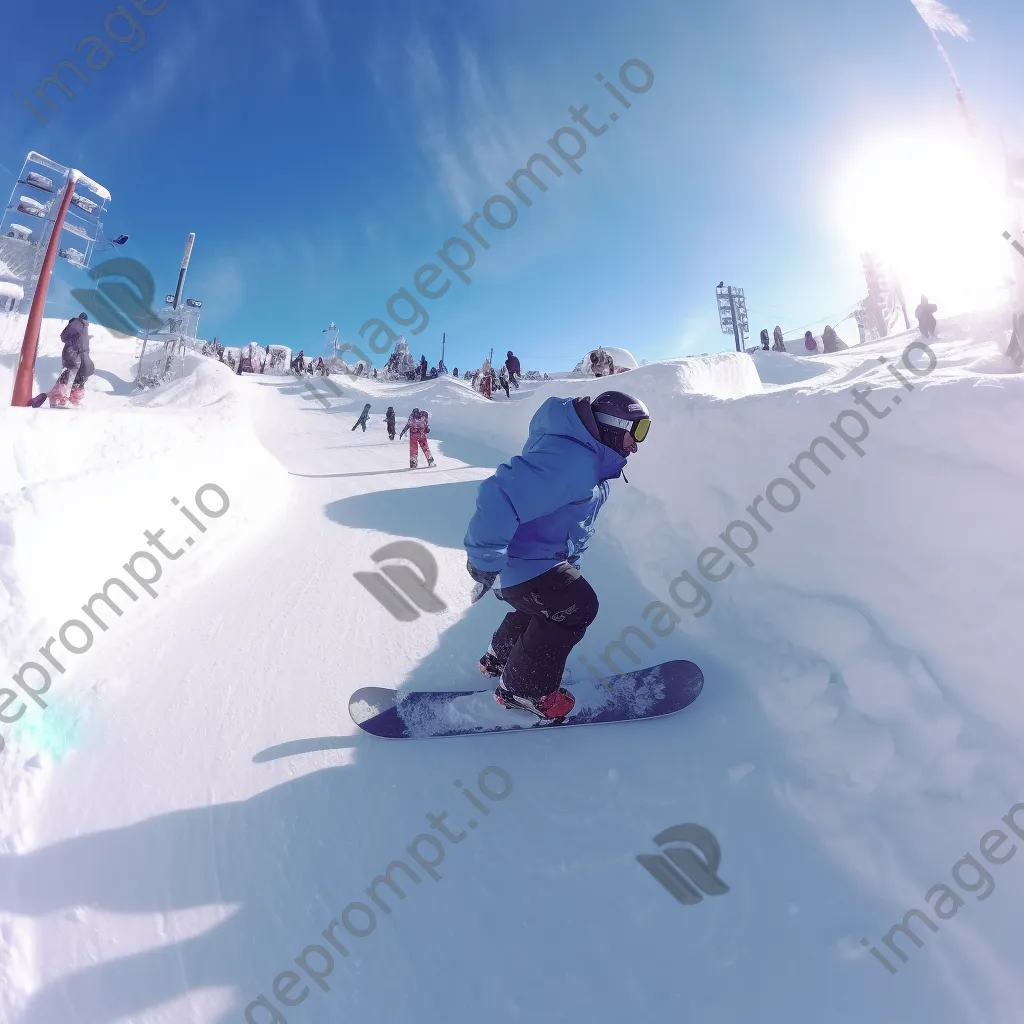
[400, 408, 435, 468]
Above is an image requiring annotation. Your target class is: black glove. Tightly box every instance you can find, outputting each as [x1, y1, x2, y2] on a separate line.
[466, 558, 499, 603]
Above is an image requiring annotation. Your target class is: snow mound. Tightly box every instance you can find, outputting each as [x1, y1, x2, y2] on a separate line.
[576, 346, 639, 372]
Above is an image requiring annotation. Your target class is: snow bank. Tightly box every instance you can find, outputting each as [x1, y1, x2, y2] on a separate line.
[0, 329, 290, 775]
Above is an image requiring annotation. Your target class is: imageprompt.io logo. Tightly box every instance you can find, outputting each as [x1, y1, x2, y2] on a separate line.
[355, 541, 447, 622]
[637, 824, 730, 905]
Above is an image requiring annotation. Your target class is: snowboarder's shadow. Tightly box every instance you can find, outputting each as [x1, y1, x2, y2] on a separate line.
[325, 479, 484, 549]
[0, 736, 513, 1022]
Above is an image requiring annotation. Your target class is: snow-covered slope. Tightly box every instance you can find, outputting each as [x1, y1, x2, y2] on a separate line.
[1, 312, 1024, 1024]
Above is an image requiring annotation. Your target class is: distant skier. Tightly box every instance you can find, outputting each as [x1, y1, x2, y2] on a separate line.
[916, 295, 938, 338]
[760, 328, 770, 351]
[48, 312, 93, 407]
[384, 406, 397, 440]
[352, 403, 371, 432]
[804, 331, 818, 352]
[505, 350, 521, 389]
[772, 326, 786, 352]
[464, 390, 651, 721]
[419, 354, 428, 381]
[400, 408, 435, 468]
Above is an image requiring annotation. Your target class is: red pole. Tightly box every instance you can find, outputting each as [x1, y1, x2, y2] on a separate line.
[10, 175, 77, 407]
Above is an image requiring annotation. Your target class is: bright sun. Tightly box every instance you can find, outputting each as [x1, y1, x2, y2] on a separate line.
[836, 130, 1014, 314]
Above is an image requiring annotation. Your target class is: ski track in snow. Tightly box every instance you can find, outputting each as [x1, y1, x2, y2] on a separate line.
[1, 312, 1024, 1022]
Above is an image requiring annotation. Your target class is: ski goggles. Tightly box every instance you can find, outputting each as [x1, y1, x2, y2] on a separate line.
[594, 412, 652, 443]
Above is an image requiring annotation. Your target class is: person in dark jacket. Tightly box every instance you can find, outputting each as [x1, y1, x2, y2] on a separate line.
[821, 325, 839, 353]
[505, 350, 521, 388]
[772, 326, 786, 352]
[760, 328, 770, 351]
[915, 296, 937, 338]
[352, 403, 371, 432]
[464, 390, 652, 721]
[49, 312, 93, 407]
[419, 354, 428, 381]
[384, 406, 397, 440]
[804, 331, 817, 352]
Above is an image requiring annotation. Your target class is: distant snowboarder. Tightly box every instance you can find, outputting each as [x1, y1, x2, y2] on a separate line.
[916, 295, 938, 339]
[48, 312, 93, 407]
[352, 403, 371, 432]
[419, 354, 428, 381]
[464, 390, 652, 721]
[760, 329, 770, 351]
[772, 326, 786, 352]
[384, 406, 397, 440]
[804, 331, 817, 352]
[400, 408, 435, 468]
[505, 350, 521, 389]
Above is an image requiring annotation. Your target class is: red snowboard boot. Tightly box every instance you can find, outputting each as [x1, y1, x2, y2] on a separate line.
[69, 384, 85, 406]
[494, 681, 575, 721]
[48, 381, 69, 408]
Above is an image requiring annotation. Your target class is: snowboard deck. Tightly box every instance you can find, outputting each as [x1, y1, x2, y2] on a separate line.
[349, 660, 703, 739]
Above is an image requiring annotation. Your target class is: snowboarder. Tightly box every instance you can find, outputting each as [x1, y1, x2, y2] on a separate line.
[498, 364, 511, 397]
[821, 325, 841, 353]
[464, 390, 652, 721]
[772, 326, 786, 352]
[384, 406, 397, 440]
[453, 366, 459, 378]
[352, 403, 371, 432]
[505, 350, 521, 389]
[804, 331, 817, 352]
[916, 295, 938, 338]
[419, 354, 428, 381]
[291, 350, 305, 374]
[760, 328, 770, 351]
[480, 359, 493, 399]
[49, 312, 93, 407]
[400, 408, 435, 468]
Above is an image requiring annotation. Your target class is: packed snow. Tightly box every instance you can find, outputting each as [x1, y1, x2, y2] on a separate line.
[1, 309, 1024, 1024]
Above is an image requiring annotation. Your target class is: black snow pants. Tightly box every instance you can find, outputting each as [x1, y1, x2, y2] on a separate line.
[58, 345, 94, 388]
[489, 562, 599, 699]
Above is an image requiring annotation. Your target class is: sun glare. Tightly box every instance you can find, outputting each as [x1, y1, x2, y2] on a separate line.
[836, 130, 1013, 314]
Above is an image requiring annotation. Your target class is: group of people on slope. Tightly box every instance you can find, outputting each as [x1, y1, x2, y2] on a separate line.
[350, 403, 435, 468]
[760, 295, 939, 356]
[464, 351, 522, 399]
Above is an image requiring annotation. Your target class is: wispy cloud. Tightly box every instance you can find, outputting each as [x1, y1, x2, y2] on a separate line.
[378, 29, 538, 221]
[909, 0, 971, 40]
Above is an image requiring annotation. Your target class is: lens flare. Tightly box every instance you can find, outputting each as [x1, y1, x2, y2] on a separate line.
[835, 130, 1014, 313]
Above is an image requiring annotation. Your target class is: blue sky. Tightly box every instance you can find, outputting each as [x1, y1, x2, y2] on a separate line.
[3, 0, 1022, 372]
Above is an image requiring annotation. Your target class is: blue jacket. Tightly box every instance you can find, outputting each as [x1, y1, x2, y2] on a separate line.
[464, 397, 627, 589]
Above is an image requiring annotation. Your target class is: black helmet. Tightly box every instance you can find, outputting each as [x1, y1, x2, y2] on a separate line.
[78, 312, 88, 321]
[591, 391, 651, 448]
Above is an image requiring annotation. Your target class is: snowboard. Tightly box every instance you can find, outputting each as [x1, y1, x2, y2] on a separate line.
[349, 660, 703, 740]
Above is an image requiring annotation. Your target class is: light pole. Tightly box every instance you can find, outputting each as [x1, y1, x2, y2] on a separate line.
[715, 282, 749, 353]
[7, 154, 110, 406]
